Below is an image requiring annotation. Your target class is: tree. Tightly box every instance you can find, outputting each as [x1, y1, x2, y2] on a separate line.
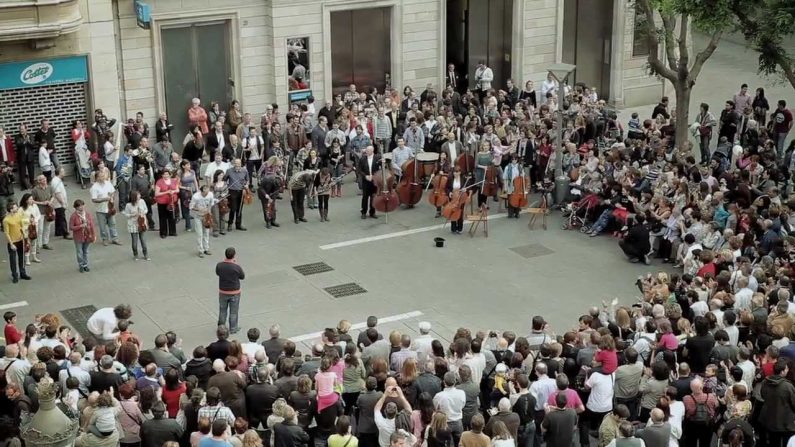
[731, 0, 795, 89]
[635, 0, 735, 150]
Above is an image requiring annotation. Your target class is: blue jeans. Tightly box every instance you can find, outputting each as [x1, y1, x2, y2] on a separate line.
[218, 293, 240, 332]
[74, 241, 90, 269]
[591, 209, 613, 233]
[519, 423, 536, 447]
[776, 132, 789, 157]
[95, 212, 118, 241]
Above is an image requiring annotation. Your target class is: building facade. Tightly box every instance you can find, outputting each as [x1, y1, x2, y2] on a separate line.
[0, 0, 662, 164]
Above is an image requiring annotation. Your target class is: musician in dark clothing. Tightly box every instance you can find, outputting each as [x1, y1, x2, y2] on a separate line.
[719, 100, 742, 143]
[446, 166, 474, 234]
[258, 173, 282, 229]
[357, 145, 380, 219]
[619, 214, 651, 264]
[288, 170, 316, 224]
[14, 125, 36, 189]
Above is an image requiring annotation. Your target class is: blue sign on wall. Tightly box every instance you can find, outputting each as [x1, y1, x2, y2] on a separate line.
[0, 55, 88, 91]
[135, 0, 151, 29]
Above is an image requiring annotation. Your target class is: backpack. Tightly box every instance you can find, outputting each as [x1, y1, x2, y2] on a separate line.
[690, 394, 713, 425]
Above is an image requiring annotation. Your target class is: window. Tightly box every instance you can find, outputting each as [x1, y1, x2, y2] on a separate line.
[632, 6, 650, 57]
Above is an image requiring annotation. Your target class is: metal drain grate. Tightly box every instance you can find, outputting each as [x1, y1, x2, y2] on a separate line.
[60, 304, 98, 337]
[509, 243, 554, 259]
[293, 262, 334, 276]
[324, 283, 367, 298]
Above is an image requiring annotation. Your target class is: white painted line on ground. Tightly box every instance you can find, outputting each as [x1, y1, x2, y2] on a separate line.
[289, 310, 424, 342]
[0, 301, 28, 310]
[319, 210, 529, 250]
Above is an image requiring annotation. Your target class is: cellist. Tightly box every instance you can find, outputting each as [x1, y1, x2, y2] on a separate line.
[445, 165, 473, 234]
[502, 155, 524, 218]
[475, 141, 493, 208]
[431, 152, 452, 218]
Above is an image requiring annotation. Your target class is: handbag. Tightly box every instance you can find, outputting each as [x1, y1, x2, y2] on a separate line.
[137, 214, 147, 232]
[44, 204, 55, 222]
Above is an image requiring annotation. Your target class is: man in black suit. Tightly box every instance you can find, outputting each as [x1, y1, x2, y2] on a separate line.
[207, 121, 229, 161]
[14, 124, 35, 189]
[385, 106, 399, 151]
[155, 112, 174, 142]
[619, 214, 651, 264]
[357, 145, 380, 219]
[446, 64, 462, 93]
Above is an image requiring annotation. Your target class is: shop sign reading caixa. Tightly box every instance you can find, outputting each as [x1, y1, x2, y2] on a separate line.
[0, 55, 88, 91]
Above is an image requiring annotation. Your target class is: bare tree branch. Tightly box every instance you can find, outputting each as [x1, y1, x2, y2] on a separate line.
[661, 13, 680, 72]
[689, 30, 723, 84]
[636, 0, 677, 80]
[678, 13, 690, 73]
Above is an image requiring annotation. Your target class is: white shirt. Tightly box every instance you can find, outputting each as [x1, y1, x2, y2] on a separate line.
[86, 307, 119, 340]
[412, 335, 434, 363]
[58, 363, 91, 395]
[190, 191, 215, 216]
[737, 359, 755, 390]
[0, 137, 7, 162]
[242, 342, 264, 362]
[474, 66, 494, 90]
[463, 353, 486, 385]
[0, 356, 31, 387]
[104, 140, 117, 163]
[205, 161, 230, 183]
[607, 439, 645, 447]
[374, 411, 396, 447]
[90, 181, 116, 214]
[733, 288, 753, 312]
[51, 176, 67, 209]
[725, 324, 739, 347]
[585, 372, 614, 413]
[529, 375, 557, 411]
[40, 337, 70, 354]
[38, 146, 52, 171]
[668, 400, 684, 447]
[215, 131, 226, 151]
[445, 141, 458, 161]
[433, 387, 466, 421]
[691, 300, 709, 318]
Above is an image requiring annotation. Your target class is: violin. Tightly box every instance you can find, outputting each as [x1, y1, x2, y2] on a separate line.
[108, 199, 117, 217]
[427, 170, 450, 208]
[372, 160, 399, 213]
[442, 188, 470, 222]
[508, 171, 529, 209]
[396, 158, 423, 207]
[481, 165, 499, 197]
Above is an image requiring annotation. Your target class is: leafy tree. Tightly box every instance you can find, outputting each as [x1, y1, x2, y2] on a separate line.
[635, 0, 735, 149]
[731, 0, 795, 89]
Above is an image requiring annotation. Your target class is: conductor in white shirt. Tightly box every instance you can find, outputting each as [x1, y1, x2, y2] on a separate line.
[474, 61, 494, 102]
[86, 304, 133, 341]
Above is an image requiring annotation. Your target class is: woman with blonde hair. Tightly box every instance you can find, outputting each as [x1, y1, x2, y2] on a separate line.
[337, 319, 353, 346]
[427, 411, 453, 447]
[267, 399, 288, 447]
[241, 429, 263, 447]
[489, 421, 515, 447]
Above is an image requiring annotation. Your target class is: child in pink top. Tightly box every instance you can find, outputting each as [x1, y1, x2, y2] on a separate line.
[315, 357, 340, 412]
[592, 337, 618, 375]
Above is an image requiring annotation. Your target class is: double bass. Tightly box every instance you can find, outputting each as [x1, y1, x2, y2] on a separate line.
[455, 151, 475, 178]
[396, 157, 423, 207]
[481, 164, 499, 197]
[372, 159, 399, 214]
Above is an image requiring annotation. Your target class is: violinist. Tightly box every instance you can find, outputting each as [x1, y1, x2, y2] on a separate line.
[357, 145, 380, 219]
[390, 137, 414, 180]
[446, 166, 473, 234]
[258, 167, 282, 229]
[440, 132, 464, 165]
[502, 155, 524, 218]
[303, 149, 322, 210]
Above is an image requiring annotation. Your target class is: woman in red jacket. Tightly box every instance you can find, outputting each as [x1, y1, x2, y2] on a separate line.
[69, 199, 96, 272]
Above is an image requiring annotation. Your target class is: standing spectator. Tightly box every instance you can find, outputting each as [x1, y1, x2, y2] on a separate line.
[433, 372, 465, 446]
[682, 379, 718, 447]
[141, 401, 184, 447]
[216, 247, 245, 334]
[542, 393, 578, 447]
[188, 98, 210, 135]
[770, 100, 793, 156]
[14, 124, 35, 189]
[758, 360, 795, 447]
[224, 159, 249, 232]
[2, 201, 30, 282]
[90, 169, 120, 246]
[50, 167, 71, 239]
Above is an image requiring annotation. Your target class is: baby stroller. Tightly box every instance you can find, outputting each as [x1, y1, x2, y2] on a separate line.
[561, 192, 600, 230]
[73, 144, 93, 189]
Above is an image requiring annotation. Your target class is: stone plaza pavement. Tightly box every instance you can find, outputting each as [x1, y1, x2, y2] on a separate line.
[0, 32, 792, 351]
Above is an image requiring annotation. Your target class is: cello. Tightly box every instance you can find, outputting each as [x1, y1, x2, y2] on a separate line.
[372, 158, 399, 219]
[442, 188, 470, 222]
[508, 171, 528, 209]
[427, 171, 450, 209]
[455, 151, 475, 178]
[396, 157, 423, 207]
[481, 164, 499, 198]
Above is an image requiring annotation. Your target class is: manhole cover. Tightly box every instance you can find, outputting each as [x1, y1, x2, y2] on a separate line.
[60, 304, 98, 337]
[509, 243, 554, 259]
[293, 262, 334, 276]
[324, 283, 367, 298]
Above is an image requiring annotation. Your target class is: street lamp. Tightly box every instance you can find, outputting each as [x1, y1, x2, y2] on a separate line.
[546, 63, 576, 205]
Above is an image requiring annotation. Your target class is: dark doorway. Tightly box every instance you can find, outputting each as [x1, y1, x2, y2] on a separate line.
[330, 8, 391, 97]
[562, 0, 614, 100]
[446, 0, 513, 93]
[161, 22, 232, 151]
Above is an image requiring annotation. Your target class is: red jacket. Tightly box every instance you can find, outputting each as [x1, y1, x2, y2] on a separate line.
[0, 136, 15, 165]
[69, 211, 96, 243]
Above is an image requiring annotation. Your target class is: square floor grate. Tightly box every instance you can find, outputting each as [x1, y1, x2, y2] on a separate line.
[324, 283, 367, 298]
[60, 304, 98, 338]
[509, 243, 554, 259]
[293, 262, 334, 276]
